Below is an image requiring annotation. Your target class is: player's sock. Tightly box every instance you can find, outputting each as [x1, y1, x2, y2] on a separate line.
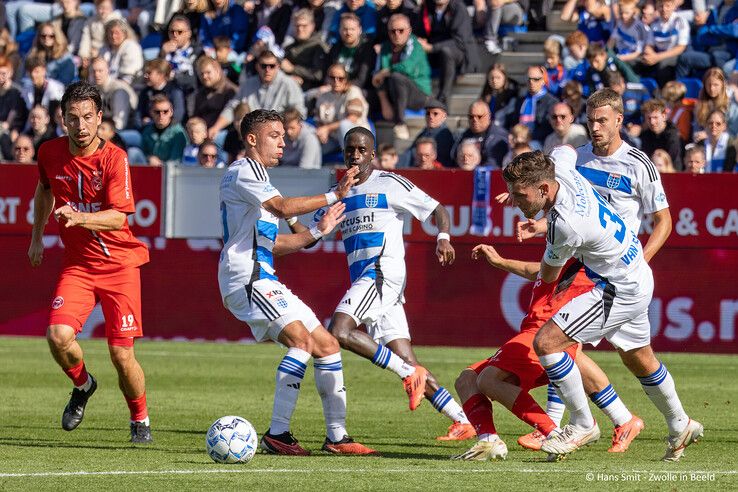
[271, 348, 311, 435]
[371, 344, 414, 378]
[540, 352, 594, 429]
[429, 387, 469, 423]
[512, 390, 558, 436]
[546, 383, 566, 427]
[63, 361, 90, 389]
[638, 362, 689, 435]
[313, 352, 347, 442]
[125, 392, 148, 423]
[462, 393, 496, 439]
[589, 384, 632, 427]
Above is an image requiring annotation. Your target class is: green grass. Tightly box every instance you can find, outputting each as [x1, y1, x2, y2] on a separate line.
[0, 337, 735, 491]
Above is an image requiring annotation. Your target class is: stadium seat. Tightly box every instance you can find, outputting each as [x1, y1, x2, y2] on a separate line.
[499, 14, 528, 37]
[404, 109, 425, 119]
[678, 78, 703, 99]
[639, 77, 659, 96]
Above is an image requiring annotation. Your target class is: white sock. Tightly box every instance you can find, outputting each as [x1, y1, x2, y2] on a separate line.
[478, 433, 499, 442]
[638, 362, 689, 435]
[131, 416, 150, 426]
[546, 383, 566, 427]
[371, 344, 415, 378]
[429, 387, 469, 424]
[314, 352, 348, 442]
[540, 352, 593, 429]
[589, 384, 632, 427]
[76, 375, 92, 392]
[270, 348, 311, 435]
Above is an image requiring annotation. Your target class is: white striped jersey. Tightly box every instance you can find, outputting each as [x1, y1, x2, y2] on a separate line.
[218, 158, 282, 298]
[574, 141, 668, 234]
[611, 19, 649, 55]
[647, 14, 689, 52]
[545, 146, 651, 296]
[315, 170, 439, 290]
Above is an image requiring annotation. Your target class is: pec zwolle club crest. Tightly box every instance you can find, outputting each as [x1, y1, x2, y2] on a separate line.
[365, 193, 379, 208]
[606, 173, 621, 189]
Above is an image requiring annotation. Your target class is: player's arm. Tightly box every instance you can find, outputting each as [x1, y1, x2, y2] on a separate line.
[273, 202, 345, 256]
[540, 213, 579, 283]
[432, 203, 455, 266]
[471, 244, 540, 281]
[263, 167, 358, 218]
[54, 206, 127, 231]
[643, 207, 671, 262]
[539, 259, 564, 284]
[28, 182, 55, 267]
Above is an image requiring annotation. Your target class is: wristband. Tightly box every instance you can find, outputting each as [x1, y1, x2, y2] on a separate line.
[325, 192, 338, 205]
[309, 226, 324, 240]
[286, 217, 298, 226]
[436, 232, 450, 242]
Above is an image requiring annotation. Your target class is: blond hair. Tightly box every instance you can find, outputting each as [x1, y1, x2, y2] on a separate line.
[586, 88, 624, 115]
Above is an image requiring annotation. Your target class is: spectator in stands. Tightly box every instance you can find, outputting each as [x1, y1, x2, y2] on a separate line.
[605, 70, 649, 140]
[123, 0, 156, 38]
[694, 109, 736, 172]
[560, 0, 612, 44]
[78, 0, 123, 70]
[282, 9, 329, 91]
[89, 57, 137, 131]
[607, 0, 648, 63]
[543, 102, 588, 153]
[98, 116, 127, 150]
[502, 123, 533, 167]
[12, 134, 35, 163]
[455, 138, 482, 171]
[453, 99, 509, 169]
[55, 0, 87, 55]
[325, 13, 376, 91]
[571, 42, 637, 98]
[197, 140, 225, 168]
[200, 0, 250, 53]
[28, 22, 76, 85]
[416, 0, 480, 104]
[52, 103, 67, 137]
[25, 105, 57, 154]
[676, 0, 738, 79]
[375, 0, 423, 46]
[223, 102, 249, 163]
[287, 0, 336, 42]
[314, 63, 369, 153]
[694, 68, 738, 140]
[651, 148, 676, 174]
[639, 0, 689, 87]
[282, 107, 322, 169]
[561, 80, 586, 124]
[414, 137, 444, 169]
[480, 63, 519, 128]
[246, 0, 293, 47]
[21, 55, 65, 111]
[662, 80, 694, 143]
[683, 144, 707, 174]
[640, 98, 683, 170]
[373, 14, 431, 140]
[212, 50, 307, 137]
[543, 38, 566, 97]
[0, 55, 27, 139]
[328, 0, 377, 44]
[509, 65, 558, 146]
[175, 0, 209, 38]
[213, 35, 241, 85]
[99, 19, 144, 85]
[182, 117, 209, 166]
[474, 0, 526, 55]
[640, 0, 657, 26]
[141, 94, 188, 166]
[138, 58, 186, 128]
[194, 57, 238, 135]
[402, 99, 454, 167]
[378, 143, 399, 169]
[563, 30, 588, 71]
[0, 28, 22, 81]
[160, 14, 202, 110]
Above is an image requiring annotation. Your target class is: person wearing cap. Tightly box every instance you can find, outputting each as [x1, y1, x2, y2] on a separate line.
[402, 99, 455, 167]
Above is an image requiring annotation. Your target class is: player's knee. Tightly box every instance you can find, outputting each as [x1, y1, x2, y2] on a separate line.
[109, 346, 136, 370]
[329, 323, 351, 348]
[315, 335, 340, 357]
[291, 333, 314, 354]
[455, 369, 478, 395]
[532, 326, 554, 356]
[46, 325, 75, 350]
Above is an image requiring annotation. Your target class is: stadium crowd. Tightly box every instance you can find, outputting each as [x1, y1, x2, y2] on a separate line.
[0, 0, 737, 173]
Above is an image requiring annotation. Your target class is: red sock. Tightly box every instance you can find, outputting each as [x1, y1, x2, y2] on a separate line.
[462, 393, 497, 436]
[512, 390, 557, 436]
[125, 393, 148, 422]
[63, 361, 89, 387]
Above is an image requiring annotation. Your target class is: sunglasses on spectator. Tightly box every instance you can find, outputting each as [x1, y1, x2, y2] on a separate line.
[328, 75, 346, 81]
[389, 28, 407, 34]
[468, 113, 487, 120]
[40, 33, 55, 39]
[260, 63, 278, 70]
[152, 109, 171, 115]
[528, 76, 543, 82]
[168, 29, 189, 35]
[550, 114, 569, 120]
[201, 153, 217, 159]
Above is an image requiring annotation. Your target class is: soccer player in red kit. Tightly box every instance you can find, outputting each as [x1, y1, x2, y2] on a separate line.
[28, 81, 152, 443]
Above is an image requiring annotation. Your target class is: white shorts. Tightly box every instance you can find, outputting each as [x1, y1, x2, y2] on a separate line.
[224, 279, 321, 343]
[335, 276, 410, 345]
[551, 277, 654, 352]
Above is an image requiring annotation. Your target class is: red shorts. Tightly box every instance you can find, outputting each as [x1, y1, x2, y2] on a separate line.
[49, 266, 143, 346]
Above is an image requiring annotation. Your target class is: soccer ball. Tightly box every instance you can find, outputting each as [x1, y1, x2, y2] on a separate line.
[206, 416, 258, 464]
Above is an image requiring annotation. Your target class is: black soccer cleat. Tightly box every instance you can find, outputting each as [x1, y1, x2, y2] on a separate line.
[130, 421, 153, 444]
[61, 374, 97, 431]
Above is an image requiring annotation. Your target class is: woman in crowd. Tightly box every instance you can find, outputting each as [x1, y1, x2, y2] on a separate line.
[480, 64, 518, 128]
[27, 22, 76, 85]
[694, 110, 736, 172]
[99, 18, 144, 85]
[651, 149, 676, 174]
[694, 68, 738, 141]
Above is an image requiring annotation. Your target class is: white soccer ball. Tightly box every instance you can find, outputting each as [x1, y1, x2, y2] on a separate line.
[206, 416, 258, 464]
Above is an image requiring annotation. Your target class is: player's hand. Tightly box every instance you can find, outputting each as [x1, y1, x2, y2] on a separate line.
[516, 217, 546, 242]
[317, 202, 346, 236]
[54, 205, 85, 228]
[495, 192, 511, 205]
[472, 244, 504, 267]
[28, 239, 44, 267]
[335, 166, 360, 199]
[436, 239, 455, 266]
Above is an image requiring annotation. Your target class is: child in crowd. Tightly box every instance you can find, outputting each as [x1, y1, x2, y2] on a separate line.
[608, 0, 649, 63]
[377, 143, 398, 170]
[564, 30, 588, 71]
[661, 80, 695, 143]
[214, 36, 242, 85]
[182, 117, 208, 166]
[651, 148, 676, 173]
[543, 38, 566, 96]
[502, 124, 533, 167]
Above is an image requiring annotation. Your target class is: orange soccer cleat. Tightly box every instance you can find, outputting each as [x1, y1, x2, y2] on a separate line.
[402, 365, 428, 411]
[260, 430, 311, 456]
[437, 422, 477, 441]
[517, 429, 546, 451]
[608, 415, 645, 453]
[322, 436, 381, 456]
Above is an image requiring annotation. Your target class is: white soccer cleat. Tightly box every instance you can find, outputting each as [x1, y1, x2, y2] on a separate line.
[663, 419, 703, 462]
[451, 439, 508, 461]
[540, 422, 600, 459]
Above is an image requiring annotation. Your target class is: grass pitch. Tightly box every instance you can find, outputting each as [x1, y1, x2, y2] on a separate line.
[0, 337, 735, 491]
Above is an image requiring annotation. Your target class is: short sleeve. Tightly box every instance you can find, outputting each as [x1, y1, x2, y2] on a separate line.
[543, 211, 582, 267]
[638, 168, 669, 215]
[236, 166, 282, 206]
[104, 147, 136, 213]
[390, 177, 439, 222]
[676, 18, 690, 46]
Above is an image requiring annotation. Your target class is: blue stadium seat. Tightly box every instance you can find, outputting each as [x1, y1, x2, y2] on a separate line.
[404, 108, 425, 119]
[678, 77, 703, 99]
[499, 14, 528, 37]
[639, 77, 659, 96]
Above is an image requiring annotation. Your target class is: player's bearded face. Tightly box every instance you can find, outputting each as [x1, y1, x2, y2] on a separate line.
[509, 182, 545, 219]
[64, 100, 101, 149]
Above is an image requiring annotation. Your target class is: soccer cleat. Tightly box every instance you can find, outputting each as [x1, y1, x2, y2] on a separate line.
[451, 439, 508, 461]
[517, 429, 546, 450]
[663, 419, 703, 462]
[608, 415, 644, 453]
[61, 374, 97, 431]
[260, 430, 311, 456]
[402, 365, 428, 411]
[130, 422, 153, 444]
[437, 422, 476, 441]
[322, 435, 380, 456]
[540, 421, 601, 458]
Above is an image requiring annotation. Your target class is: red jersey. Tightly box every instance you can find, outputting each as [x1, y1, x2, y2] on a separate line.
[37, 137, 149, 271]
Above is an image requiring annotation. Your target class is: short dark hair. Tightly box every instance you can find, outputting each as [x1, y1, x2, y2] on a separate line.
[25, 54, 46, 72]
[502, 150, 555, 187]
[61, 81, 103, 114]
[604, 69, 624, 87]
[282, 107, 303, 125]
[344, 126, 375, 148]
[240, 109, 283, 139]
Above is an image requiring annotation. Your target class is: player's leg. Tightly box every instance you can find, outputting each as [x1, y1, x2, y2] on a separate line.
[108, 341, 150, 443]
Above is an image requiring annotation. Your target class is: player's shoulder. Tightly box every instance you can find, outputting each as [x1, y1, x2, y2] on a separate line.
[620, 143, 660, 182]
[101, 139, 128, 162]
[574, 142, 594, 164]
[547, 207, 578, 244]
[377, 171, 415, 191]
[234, 157, 269, 182]
[37, 136, 68, 159]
